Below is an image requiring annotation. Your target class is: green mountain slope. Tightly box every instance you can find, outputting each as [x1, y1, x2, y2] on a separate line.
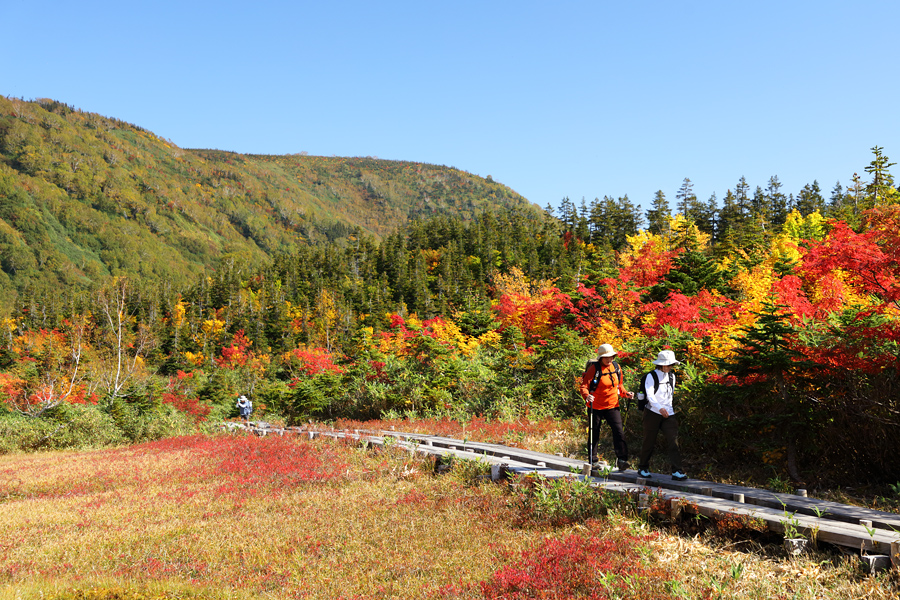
[0, 96, 538, 308]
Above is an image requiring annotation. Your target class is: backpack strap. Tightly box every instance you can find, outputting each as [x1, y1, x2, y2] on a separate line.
[588, 361, 622, 393]
[650, 370, 660, 392]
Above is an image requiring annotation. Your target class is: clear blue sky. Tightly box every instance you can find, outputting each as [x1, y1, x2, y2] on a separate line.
[4, 1, 898, 216]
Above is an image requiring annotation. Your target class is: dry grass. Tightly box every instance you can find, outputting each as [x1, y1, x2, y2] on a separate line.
[0, 430, 897, 600]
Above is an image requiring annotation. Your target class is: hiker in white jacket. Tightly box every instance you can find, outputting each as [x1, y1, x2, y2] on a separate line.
[637, 351, 687, 481]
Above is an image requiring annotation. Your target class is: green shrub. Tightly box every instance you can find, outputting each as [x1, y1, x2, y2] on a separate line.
[508, 473, 609, 526]
[0, 404, 125, 453]
[450, 456, 492, 486]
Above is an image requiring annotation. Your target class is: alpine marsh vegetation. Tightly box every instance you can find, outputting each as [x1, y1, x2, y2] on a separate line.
[1, 432, 897, 600]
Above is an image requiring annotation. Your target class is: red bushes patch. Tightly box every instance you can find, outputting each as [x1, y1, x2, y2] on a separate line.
[478, 528, 683, 600]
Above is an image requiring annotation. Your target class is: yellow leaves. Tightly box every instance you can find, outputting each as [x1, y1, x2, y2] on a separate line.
[622, 229, 664, 260]
[493, 266, 556, 299]
[622, 214, 710, 261]
[769, 233, 802, 267]
[782, 209, 827, 242]
[183, 351, 205, 366]
[730, 262, 776, 315]
[668, 214, 711, 248]
[171, 301, 187, 327]
[2, 316, 16, 334]
[427, 318, 465, 346]
[404, 313, 422, 330]
[201, 318, 227, 337]
[703, 324, 744, 363]
[376, 329, 407, 355]
[809, 269, 872, 311]
[478, 330, 502, 349]
[584, 320, 637, 355]
[421, 248, 442, 273]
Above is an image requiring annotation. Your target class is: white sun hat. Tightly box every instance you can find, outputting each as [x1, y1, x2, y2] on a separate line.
[596, 343, 617, 358]
[652, 350, 681, 366]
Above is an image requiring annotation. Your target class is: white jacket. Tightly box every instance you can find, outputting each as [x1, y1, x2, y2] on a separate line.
[646, 369, 676, 416]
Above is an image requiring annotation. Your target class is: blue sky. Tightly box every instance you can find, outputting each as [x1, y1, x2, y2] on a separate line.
[4, 1, 898, 216]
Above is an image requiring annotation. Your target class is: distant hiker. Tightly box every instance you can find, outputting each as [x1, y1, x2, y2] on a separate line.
[580, 344, 634, 471]
[637, 350, 688, 481]
[236, 395, 253, 420]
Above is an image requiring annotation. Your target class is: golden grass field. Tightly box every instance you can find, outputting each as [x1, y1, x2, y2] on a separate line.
[0, 428, 898, 599]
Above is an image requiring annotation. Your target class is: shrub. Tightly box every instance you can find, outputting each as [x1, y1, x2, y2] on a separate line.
[508, 473, 609, 527]
[0, 404, 125, 452]
[450, 456, 492, 487]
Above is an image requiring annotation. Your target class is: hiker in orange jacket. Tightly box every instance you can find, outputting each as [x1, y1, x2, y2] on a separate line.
[580, 344, 633, 471]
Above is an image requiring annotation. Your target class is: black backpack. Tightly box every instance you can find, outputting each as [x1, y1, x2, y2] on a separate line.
[637, 370, 674, 410]
[586, 360, 622, 393]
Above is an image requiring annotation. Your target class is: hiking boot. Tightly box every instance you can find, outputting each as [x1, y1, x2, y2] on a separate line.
[616, 458, 629, 471]
[672, 471, 688, 481]
[638, 469, 651, 478]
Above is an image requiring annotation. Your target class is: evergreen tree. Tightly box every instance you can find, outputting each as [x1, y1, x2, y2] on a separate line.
[675, 177, 695, 218]
[750, 186, 769, 228]
[646, 190, 671, 234]
[829, 181, 844, 208]
[864, 145, 896, 205]
[711, 302, 818, 482]
[796, 180, 824, 217]
[646, 227, 727, 300]
[558, 196, 578, 232]
[734, 176, 751, 221]
[697, 192, 718, 239]
[825, 181, 851, 221]
[717, 189, 740, 244]
[588, 195, 642, 250]
[766, 176, 789, 229]
[575, 197, 591, 241]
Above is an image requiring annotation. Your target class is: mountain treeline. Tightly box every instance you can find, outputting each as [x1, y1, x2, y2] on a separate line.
[0, 96, 536, 311]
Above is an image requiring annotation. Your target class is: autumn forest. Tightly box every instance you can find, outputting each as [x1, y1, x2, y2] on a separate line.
[1, 97, 898, 489]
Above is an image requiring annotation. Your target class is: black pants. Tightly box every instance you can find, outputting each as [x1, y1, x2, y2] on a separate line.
[638, 410, 683, 473]
[589, 407, 628, 462]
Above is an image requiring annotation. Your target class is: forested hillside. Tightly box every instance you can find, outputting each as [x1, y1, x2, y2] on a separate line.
[0, 96, 535, 310]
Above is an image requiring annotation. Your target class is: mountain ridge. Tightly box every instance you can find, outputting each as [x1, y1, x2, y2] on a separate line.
[0, 96, 539, 309]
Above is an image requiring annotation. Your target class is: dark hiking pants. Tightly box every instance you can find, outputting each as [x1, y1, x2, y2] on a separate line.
[638, 409, 683, 473]
[590, 407, 628, 462]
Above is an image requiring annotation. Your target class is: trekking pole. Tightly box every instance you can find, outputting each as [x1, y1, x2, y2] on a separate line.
[587, 404, 593, 465]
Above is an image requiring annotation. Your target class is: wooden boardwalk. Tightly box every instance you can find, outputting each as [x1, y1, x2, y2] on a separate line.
[228, 422, 900, 568]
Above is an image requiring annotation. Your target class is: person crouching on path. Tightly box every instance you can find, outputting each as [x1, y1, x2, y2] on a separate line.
[580, 344, 633, 471]
[637, 350, 688, 481]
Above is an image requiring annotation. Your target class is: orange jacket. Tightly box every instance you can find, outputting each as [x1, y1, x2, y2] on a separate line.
[580, 361, 628, 410]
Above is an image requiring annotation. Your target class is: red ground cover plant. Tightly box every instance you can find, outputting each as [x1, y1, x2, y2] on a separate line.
[435, 525, 694, 600]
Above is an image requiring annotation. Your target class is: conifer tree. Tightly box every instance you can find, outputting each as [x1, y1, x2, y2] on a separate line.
[675, 178, 695, 218]
[796, 180, 824, 217]
[766, 176, 789, 230]
[712, 302, 817, 482]
[864, 145, 896, 205]
[697, 192, 718, 239]
[646, 190, 671, 234]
